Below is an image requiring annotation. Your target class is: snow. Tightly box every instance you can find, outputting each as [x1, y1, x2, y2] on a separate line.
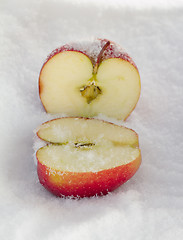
[0, 0, 183, 239]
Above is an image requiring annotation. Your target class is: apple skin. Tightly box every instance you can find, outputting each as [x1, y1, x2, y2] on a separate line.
[39, 39, 140, 120]
[41, 38, 138, 69]
[37, 153, 141, 198]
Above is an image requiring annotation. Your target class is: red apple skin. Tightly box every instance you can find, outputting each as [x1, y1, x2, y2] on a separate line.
[39, 39, 140, 118]
[37, 153, 141, 198]
[42, 38, 138, 70]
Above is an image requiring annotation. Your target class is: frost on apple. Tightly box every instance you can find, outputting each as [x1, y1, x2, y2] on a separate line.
[45, 39, 136, 68]
[39, 39, 141, 120]
[36, 39, 142, 198]
[36, 117, 141, 198]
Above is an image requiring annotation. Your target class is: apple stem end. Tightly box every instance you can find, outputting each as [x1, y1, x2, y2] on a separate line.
[93, 41, 110, 75]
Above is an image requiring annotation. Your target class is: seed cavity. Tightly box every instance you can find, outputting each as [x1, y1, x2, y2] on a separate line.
[80, 83, 101, 104]
[74, 143, 95, 148]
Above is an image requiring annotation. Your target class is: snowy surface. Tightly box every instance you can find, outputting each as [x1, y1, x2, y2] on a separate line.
[1, 0, 183, 239]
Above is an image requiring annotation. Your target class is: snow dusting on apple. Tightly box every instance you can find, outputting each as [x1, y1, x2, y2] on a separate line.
[36, 118, 141, 198]
[36, 39, 141, 198]
[39, 39, 141, 120]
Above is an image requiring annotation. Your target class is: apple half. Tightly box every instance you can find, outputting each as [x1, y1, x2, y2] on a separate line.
[36, 117, 141, 198]
[39, 39, 141, 120]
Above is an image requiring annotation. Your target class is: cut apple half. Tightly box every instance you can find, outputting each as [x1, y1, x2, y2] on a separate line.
[39, 39, 141, 120]
[36, 117, 141, 198]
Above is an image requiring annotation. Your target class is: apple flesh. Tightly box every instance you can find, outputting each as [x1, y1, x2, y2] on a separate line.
[39, 39, 141, 120]
[36, 117, 141, 198]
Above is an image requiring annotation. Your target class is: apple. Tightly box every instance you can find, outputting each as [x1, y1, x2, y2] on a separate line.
[39, 39, 141, 120]
[36, 117, 141, 198]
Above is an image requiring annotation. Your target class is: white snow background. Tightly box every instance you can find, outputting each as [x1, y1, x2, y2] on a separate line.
[0, 0, 183, 239]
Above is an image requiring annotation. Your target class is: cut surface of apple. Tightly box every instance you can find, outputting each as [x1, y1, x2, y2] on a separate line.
[37, 117, 139, 146]
[36, 117, 141, 198]
[37, 144, 139, 173]
[39, 39, 141, 120]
